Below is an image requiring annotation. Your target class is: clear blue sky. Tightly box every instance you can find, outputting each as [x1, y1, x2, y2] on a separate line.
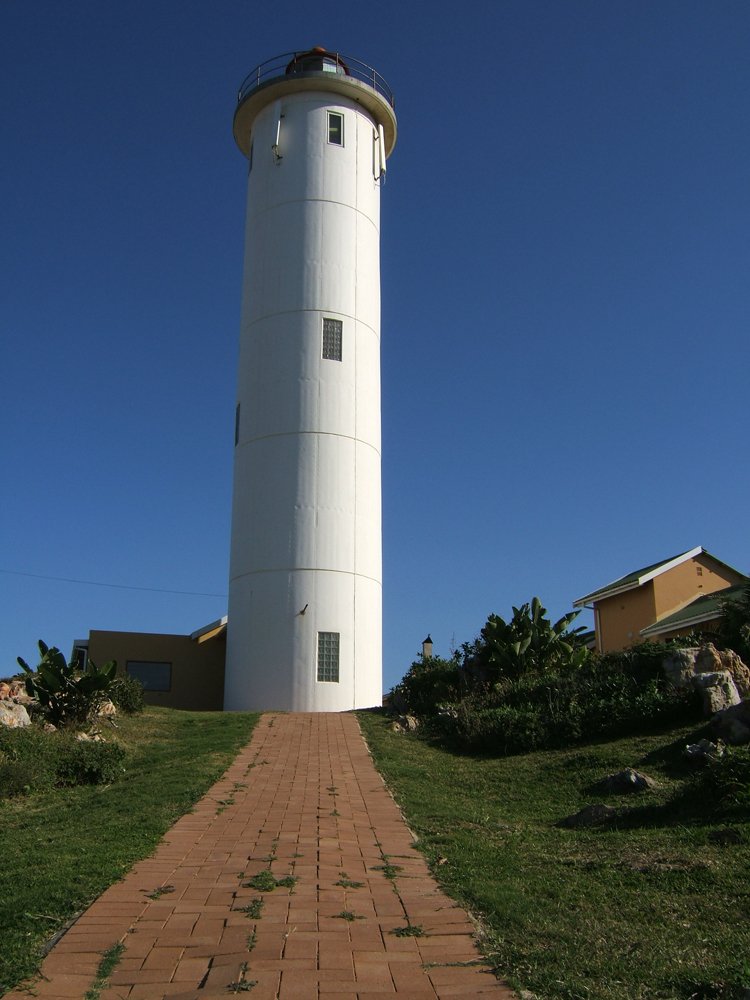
[3, 0, 748, 693]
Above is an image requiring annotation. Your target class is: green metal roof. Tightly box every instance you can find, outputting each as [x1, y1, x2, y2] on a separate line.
[640, 583, 749, 637]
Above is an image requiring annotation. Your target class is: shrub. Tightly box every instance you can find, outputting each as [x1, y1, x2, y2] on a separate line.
[423, 648, 701, 755]
[17, 641, 117, 728]
[110, 674, 145, 715]
[0, 759, 41, 799]
[55, 739, 126, 786]
[389, 657, 466, 717]
[685, 746, 750, 820]
[466, 598, 589, 684]
[0, 726, 125, 794]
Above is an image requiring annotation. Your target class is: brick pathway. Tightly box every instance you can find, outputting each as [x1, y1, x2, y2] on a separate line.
[8, 713, 516, 999]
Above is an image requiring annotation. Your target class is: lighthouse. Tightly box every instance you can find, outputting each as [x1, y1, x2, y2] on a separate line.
[224, 49, 397, 712]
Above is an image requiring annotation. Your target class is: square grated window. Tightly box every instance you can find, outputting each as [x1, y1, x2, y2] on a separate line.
[317, 632, 340, 682]
[322, 318, 343, 361]
[328, 111, 344, 146]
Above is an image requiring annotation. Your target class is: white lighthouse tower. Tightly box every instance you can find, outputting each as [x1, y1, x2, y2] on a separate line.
[225, 48, 397, 712]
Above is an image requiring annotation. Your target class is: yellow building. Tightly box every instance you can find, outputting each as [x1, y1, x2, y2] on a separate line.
[75, 618, 226, 711]
[574, 547, 747, 653]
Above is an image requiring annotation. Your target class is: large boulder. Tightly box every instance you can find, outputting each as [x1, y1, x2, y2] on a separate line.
[696, 645, 750, 699]
[662, 647, 702, 688]
[0, 701, 31, 728]
[662, 644, 750, 718]
[713, 701, 750, 746]
[693, 671, 742, 715]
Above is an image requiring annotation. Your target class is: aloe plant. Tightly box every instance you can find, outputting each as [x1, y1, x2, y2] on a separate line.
[17, 640, 117, 728]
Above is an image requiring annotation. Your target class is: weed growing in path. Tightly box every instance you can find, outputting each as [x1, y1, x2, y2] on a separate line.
[226, 961, 257, 992]
[83, 942, 125, 1000]
[237, 898, 264, 919]
[371, 862, 402, 879]
[335, 877, 364, 889]
[243, 871, 298, 892]
[146, 884, 175, 900]
[391, 924, 425, 937]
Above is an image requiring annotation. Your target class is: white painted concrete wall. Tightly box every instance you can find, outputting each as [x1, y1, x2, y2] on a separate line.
[225, 89, 386, 711]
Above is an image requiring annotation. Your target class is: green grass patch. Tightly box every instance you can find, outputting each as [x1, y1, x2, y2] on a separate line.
[335, 877, 364, 889]
[0, 706, 258, 995]
[370, 861, 402, 879]
[243, 870, 297, 892]
[359, 710, 750, 1000]
[226, 961, 257, 992]
[83, 942, 124, 1000]
[237, 897, 264, 919]
[391, 923, 424, 937]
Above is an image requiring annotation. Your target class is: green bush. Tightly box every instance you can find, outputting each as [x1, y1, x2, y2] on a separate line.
[55, 739, 126, 786]
[0, 726, 125, 794]
[110, 674, 145, 715]
[0, 759, 41, 799]
[685, 746, 750, 820]
[389, 657, 466, 716]
[422, 647, 701, 755]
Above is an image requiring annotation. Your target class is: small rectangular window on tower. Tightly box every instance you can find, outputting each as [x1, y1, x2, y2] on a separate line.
[327, 111, 344, 146]
[317, 632, 340, 682]
[322, 318, 343, 361]
[234, 403, 241, 446]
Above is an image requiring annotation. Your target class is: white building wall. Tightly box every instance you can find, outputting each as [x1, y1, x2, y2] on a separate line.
[225, 90, 385, 711]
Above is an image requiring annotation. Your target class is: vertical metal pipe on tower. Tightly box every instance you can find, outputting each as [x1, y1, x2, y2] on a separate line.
[225, 49, 397, 711]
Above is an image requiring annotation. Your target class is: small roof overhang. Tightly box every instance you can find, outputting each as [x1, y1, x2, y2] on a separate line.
[190, 616, 228, 644]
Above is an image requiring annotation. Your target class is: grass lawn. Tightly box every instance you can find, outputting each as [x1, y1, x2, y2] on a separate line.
[359, 710, 750, 1000]
[0, 707, 258, 996]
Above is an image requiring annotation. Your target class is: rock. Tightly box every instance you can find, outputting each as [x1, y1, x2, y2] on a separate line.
[0, 702, 31, 728]
[696, 645, 750, 699]
[9, 681, 33, 705]
[43, 722, 57, 733]
[592, 768, 656, 794]
[693, 670, 741, 715]
[684, 738, 725, 763]
[391, 715, 419, 733]
[75, 731, 105, 742]
[561, 804, 618, 828]
[713, 701, 750, 745]
[662, 647, 701, 689]
[0, 683, 11, 700]
[662, 644, 750, 717]
[97, 700, 117, 718]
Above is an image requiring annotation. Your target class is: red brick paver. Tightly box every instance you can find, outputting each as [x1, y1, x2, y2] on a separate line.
[7, 714, 516, 999]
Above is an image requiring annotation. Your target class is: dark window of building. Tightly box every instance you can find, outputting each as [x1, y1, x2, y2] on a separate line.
[322, 318, 343, 361]
[328, 112, 344, 146]
[72, 645, 88, 671]
[317, 632, 340, 682]
[235, 402, 241, 446]
[127, 661, 172, 692]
